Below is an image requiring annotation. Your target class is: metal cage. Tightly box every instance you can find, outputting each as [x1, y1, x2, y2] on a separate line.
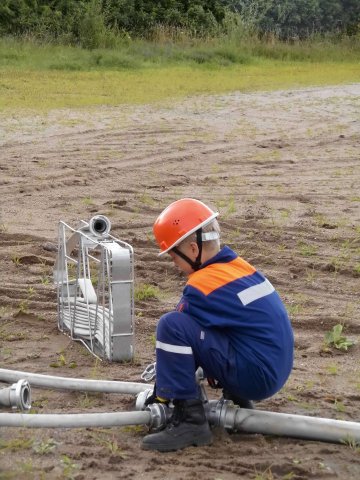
[54, 216, 134, 362]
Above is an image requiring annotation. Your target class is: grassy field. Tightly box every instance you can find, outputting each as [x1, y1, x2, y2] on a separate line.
[0, 37, 359, 110]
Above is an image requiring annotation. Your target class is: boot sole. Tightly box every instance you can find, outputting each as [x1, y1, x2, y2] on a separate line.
[142, 432, 213, 452]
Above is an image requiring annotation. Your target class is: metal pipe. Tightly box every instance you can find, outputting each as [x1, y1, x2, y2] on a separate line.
[0, 380, 31, 411]
[0, 369, 152, 395]
[208, 400, 360, 444]
[0, 411, 151, 428]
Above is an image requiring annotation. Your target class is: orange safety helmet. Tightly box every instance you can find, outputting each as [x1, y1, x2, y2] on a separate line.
[153, 198, 219, 256]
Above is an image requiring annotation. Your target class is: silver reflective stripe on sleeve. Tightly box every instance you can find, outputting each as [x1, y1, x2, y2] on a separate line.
[156, 341, 193, 354]
[237, 278, 275, 306]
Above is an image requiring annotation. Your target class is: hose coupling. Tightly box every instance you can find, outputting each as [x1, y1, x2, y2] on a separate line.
[0, 379, 31, 411]
[146, 403, 170, 431]
[207, 399, 238, 429]
[135, 388, 154, 411]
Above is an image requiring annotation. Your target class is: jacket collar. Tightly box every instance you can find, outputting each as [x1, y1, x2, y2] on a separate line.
[199, 245, 237, 269]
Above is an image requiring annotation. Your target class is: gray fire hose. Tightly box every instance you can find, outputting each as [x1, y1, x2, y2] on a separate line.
[207, 399, 360, 444]
[0, 403, 167, 430]
[1, 368, 359, 445]
[0, 411, 152, 428]
[0, 380, 31, 411]
[0, 369, 151, 395]
[0, 400, 360, 444]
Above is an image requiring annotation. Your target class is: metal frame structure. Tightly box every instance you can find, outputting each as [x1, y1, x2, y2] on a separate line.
[54, 216, 134, 362]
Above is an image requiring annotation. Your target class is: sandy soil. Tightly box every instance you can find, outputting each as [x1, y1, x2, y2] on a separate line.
[0, 84, 360, 479]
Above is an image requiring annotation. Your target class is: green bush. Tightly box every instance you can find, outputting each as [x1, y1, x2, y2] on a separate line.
[0, 1, 359, 46]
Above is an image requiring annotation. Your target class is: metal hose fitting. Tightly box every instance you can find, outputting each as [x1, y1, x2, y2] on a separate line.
[0, 379, 31, 411]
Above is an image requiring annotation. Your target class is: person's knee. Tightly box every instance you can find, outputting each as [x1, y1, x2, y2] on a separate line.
[156, 312, 196, 343]
[157, 311, 189, 332]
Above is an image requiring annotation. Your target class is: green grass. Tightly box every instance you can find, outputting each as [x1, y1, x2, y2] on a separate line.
[1, 62, 359, 111]
[134, 283, 160, 302]
[0, 37, 359, 111]
[1, 34, 360, 69]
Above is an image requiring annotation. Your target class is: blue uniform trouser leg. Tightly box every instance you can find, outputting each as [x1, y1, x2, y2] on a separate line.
[155, 311, 240, 400]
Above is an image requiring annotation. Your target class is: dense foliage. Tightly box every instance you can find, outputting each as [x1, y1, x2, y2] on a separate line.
[225, 0, 360, 38]
[0, 0, 359, 46]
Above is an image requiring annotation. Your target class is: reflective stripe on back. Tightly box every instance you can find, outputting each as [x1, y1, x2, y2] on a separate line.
[237, 278, 275, 306]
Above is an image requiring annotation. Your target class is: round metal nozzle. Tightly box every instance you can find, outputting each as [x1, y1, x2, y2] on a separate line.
[89, 215, 111, 237]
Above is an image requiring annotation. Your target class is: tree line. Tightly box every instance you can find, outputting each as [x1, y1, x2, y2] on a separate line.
[0, 0, 359, 46]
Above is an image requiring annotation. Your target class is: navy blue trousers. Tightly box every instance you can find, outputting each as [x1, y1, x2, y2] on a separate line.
[155, 311, 278, 401]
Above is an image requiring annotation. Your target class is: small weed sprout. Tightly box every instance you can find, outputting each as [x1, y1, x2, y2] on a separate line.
[18, 300, 29, 314]
[11, 255, 22, 266]
[27, 287, 35, 298]
[89, 357, 102, 379]
[60, 455, 79, 480]
[0, 437, 33, 451]
[33, 438, 58, 455]
[298, 241, 318, 257]
[149, 333, 156, 347]
[121, 424, 146, 435]
[32, 396, 49, 409]
[40, 276, 50, 286]
[90, 433, 127, 457]
[323, 324, 354, 352]
[58, 353, 67, 366]
[326, 364, 339, 375]
[50, 353, 67, 368]
[305, 267, 317, 285]
[82, 196, 94, 206]
[211, 163, 220, 174]
[225, 196, 237, 218]
[254, 465, 275, 480]
[76, 392, 96, 409]
[135, 283, 160, 301]
[341, 435, 360, 452]
[139, 192, 156, 206]
[282, 473, 296, 480]
[334, 399, 346, 413]
[285, 302, 302, 317]
[280, 209, 290, 219]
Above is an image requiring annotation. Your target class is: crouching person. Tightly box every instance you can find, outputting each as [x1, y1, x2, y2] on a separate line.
[142, 198, 294, 452]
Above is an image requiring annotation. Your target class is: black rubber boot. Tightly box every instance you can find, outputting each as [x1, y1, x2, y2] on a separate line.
[222, 390, 255, 409]
[142, 399, 212, 452]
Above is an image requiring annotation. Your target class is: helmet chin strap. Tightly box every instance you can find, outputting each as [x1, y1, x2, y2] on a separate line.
[172, 229, 203, 271]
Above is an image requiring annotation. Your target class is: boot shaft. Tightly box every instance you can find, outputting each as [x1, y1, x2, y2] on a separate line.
[172, 399, 207, 425]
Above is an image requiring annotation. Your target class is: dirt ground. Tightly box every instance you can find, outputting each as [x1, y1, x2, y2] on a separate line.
[0, 83, 360, 479]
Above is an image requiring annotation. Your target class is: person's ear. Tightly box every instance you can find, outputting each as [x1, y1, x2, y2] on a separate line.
[189, 241, 199, 259]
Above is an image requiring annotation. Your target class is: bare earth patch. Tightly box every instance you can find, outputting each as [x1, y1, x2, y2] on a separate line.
[0, 84, 359, 479]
